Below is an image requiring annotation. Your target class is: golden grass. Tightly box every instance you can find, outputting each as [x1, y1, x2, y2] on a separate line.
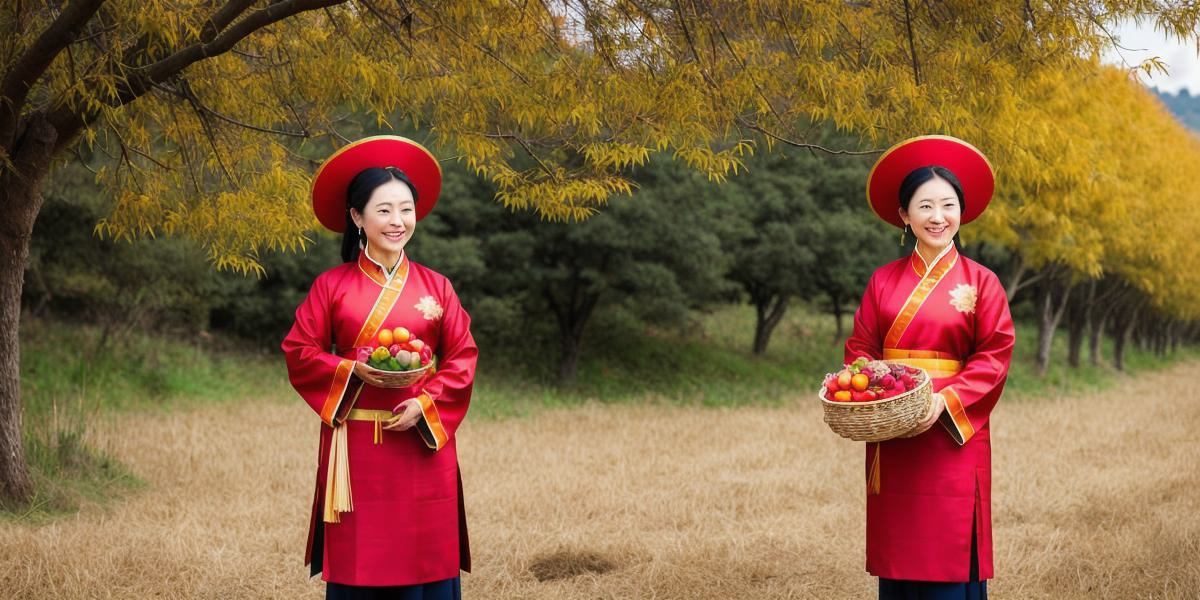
[2, 362, 1198, 599]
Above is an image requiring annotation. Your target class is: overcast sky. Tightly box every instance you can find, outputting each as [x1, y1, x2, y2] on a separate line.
[1101, 18, 1199, 95]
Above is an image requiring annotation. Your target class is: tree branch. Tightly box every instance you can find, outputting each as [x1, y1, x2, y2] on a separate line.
[483, 131, 556, 176]
[0, 0, 107, 151]
[902, 0, 922, 86]
[49, 0, 346, 154]
[124, 0, 347, 105]
[153, 81, 310, 137]
[735, 118, 882, 155]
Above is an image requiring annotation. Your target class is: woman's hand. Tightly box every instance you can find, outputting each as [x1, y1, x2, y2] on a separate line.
[384, 398, 422, 431]
[901, 392, 946, 438]
[353, 360, 414, 388]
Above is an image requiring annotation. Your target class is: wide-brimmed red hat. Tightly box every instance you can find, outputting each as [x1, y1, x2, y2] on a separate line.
[311, 135, 442, 232]
[866, 135, 994, 229]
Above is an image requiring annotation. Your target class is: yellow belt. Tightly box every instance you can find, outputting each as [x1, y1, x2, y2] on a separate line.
[325, 409, 396, 523]
[882, 348, 963, 378]
[346, 408, 394, 445]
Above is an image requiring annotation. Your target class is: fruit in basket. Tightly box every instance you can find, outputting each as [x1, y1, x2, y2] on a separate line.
[362, 331, 435, 372]
[851, 373, 869, 392]
[836, 370, 853, 389]
[378, 328, 394, 347]
[824, 378, 840, 394]
[824, 359, 922, 402]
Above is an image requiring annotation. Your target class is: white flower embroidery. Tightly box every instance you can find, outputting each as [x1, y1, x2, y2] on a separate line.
[949, 284, 978, 314]
[414, 296, 444, 320]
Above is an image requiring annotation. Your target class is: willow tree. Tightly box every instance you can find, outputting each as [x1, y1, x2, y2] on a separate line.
[1, 1, 1197, 503]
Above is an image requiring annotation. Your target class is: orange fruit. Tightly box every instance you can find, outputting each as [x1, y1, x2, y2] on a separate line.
[377, 328, 394, 347]
[394, 327, 411, 343]
[851, 373, 870, 392]
[833, 390, 853, 402]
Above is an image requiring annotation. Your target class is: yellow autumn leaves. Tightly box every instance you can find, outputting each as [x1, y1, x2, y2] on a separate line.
[6, 1, 1197, 315]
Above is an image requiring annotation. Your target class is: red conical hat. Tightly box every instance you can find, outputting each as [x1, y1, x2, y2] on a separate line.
[866, 135, 994, 229]
[311, 135, 442, 232]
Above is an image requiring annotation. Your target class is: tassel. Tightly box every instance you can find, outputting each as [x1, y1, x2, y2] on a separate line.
[373, 413, 383, 445]
[868, 442, 882, 495]
[324, 423, 354, 523]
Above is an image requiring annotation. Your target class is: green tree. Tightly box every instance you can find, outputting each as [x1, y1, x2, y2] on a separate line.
[2, 0, 1197, 505]
[716, 147, 890, 354]
[412, 158, 734, 384]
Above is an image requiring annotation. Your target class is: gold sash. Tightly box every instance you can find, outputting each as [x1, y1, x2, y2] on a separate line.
[325, 249, 411, 523]
[869, 246, 958, 495]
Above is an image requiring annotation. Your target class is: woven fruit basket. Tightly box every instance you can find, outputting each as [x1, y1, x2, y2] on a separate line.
[360, 362, 433, 387]
[818, 360, 933, 442]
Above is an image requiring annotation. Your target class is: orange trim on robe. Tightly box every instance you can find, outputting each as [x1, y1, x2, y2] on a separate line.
[319, 359, 357, 426]
[939, 386, 975, 445]
[414, 391, 449, 450]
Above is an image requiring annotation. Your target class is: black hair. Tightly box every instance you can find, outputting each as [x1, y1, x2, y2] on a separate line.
[897, 165, 966, 248]
[340, 166, 420, 263]
[898, 165, 965, 214]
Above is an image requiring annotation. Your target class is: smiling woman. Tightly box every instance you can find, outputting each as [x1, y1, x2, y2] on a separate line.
[282, 136, 478, 599]
[845, 135, 1015, 600]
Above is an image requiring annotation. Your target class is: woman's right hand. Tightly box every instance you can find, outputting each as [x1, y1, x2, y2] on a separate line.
[353, 360, 414, 388]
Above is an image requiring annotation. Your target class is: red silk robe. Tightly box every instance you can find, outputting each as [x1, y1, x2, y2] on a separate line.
[282, 249, 476, 586]
[844, 244, 1014, 582]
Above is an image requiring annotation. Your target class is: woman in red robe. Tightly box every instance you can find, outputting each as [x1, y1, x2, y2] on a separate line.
[845, 136, 1015, 600]
[282, 136, 476, 599]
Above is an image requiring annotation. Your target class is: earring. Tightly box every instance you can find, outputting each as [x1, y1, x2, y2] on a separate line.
[358, 226, 365, 250]
[899, 224, 908, 247]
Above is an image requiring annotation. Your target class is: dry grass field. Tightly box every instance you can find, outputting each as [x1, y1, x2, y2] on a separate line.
[1, 361, 1197, 599]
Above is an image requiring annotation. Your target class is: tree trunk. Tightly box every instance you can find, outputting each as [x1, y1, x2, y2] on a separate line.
[557, 329, 583, 385]
[752, 295, 789, 355]
[0, 116, 58, 506]
[546, 272, 600, 387]
[1035, 277, 1071, 377]
[1065, 281, 1095, 368]
[1004, 256, 1028, 300]
[1088, 312, 1105, 367]
[1112, 308, 1139, 372]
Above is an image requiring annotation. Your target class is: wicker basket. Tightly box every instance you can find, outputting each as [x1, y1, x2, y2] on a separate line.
[819, 361, 933, 442]
[360, 361, 433, 387]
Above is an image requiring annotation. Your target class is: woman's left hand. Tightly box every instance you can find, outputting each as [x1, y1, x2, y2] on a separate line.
[384, 398, 422, 431]
[901, 392, 946, 438]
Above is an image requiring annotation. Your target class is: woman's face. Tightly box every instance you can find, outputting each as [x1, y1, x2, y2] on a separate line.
[350, 179, 417, 260]
[899, 176, 960, 252]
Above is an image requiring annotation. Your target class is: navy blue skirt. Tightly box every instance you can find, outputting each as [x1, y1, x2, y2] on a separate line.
[325, 578, 461, 600]
[878, 579, 986, 600]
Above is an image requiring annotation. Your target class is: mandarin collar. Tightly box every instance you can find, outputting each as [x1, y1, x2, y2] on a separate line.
[357, 244, 407, 285]
[911, 242, 957, 278]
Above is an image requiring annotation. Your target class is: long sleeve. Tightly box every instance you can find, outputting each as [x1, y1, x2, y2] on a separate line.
[845, 273, 883, 364]
[413, 278, 477, 451]
[281, 273, 362, 427]
[934, 271, 1015, 445]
